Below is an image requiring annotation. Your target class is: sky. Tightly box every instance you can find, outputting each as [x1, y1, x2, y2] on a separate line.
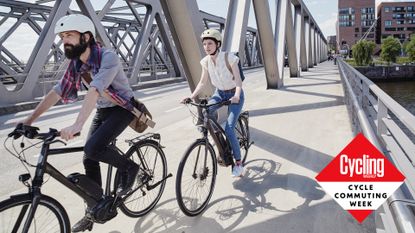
[1, 0, 414, 62]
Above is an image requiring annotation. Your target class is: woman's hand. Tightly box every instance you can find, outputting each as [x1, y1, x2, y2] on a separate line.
[180, 97, 192, 104]
[230, 95, 240, 104]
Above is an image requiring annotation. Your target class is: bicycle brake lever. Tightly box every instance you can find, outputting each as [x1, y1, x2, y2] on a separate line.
[50, 139, 67, 146]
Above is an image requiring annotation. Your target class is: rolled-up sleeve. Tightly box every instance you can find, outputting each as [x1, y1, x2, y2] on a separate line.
[52, 82, 63, 96]
[89, 51, 120, 96]
[200, 56, 208, 70]
[228, 53, 239, 67]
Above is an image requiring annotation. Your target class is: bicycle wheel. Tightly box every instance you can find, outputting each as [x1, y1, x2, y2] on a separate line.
[235, 115, 250, 164]
[0, 194, 70, 233]
[116, 139, 167, 217]
[176, 139, 217, 216]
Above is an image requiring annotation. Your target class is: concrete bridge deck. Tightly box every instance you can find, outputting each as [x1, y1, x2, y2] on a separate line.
[0, 61, 376, 232]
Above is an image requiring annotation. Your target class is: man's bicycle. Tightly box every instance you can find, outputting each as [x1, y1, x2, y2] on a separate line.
[175, 99, 252, 216]
[0, 124, 172, 232]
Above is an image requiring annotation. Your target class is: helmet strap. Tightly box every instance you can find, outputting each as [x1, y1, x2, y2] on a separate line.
[208, 42, 221, 56]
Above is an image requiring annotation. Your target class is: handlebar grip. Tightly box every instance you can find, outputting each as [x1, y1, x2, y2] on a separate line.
[184, 98, 192, 104]
[55, 132, 81, 137]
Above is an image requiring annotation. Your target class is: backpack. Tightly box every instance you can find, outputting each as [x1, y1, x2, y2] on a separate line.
[224, 52, 245, 82]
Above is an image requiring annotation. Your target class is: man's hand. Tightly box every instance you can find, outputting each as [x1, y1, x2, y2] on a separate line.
[61, 124, 82, 141]
[230, 95, 240, 104]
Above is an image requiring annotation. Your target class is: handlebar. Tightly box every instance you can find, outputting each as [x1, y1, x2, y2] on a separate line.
[183, 98, 231, 108]
[8, 123, 80, 141]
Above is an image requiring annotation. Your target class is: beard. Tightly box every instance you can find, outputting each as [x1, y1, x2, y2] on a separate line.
[64, 42, 88, 59]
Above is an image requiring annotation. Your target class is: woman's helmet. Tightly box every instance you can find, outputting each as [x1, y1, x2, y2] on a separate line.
[201, 29, 222, 43]
[54, 14, 96, 38]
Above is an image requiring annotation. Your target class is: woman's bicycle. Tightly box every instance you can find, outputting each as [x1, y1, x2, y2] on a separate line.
[175, 99, 252, 216]
[0, 124, 172, 232]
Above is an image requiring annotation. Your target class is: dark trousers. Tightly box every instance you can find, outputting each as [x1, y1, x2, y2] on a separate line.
[83, 105, 135, 187]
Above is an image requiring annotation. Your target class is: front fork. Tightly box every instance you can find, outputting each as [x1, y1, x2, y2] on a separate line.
[21, 187, 41, 233]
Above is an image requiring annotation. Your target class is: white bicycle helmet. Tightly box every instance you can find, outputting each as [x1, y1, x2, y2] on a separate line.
[55, 14, 95, 38]
[201, 28, 222, 42]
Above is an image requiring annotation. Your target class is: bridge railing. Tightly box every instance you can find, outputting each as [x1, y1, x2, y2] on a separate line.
[338, 58, 415, 233]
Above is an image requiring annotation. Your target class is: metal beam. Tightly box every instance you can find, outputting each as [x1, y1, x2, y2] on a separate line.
[274, 0, 289, 86]
[300, 12, 308, 71]
[294, 5, 303, 73]
[308, 22, 314, 68]
[252, 0, 279, 89]
[76, 0, 112, 47]
[222, 0, 250, 58]
[285, 1, 299, 77]
[160, 0, 213, 97]
[0, 0, 70, 104]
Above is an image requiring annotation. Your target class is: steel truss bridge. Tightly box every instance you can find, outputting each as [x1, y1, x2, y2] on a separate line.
[0, 0, 327, 105]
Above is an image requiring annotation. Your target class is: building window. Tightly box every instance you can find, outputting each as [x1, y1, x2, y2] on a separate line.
[355, 28, 359, 32]
[408, 6, 414, 12]
[397, 20, 405, 25]
[339, 21, 354, 27]
[385, 20, 392, 27]
[339, 8, 354, 15]
[385, 7, 390, 13]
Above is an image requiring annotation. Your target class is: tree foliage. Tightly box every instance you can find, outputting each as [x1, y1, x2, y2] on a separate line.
[380, 36, 401, 64]
[406, 34, 415, 62]
[351, 40, 376, 66]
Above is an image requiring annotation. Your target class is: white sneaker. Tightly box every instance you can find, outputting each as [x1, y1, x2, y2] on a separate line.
[232, 164, 244, 177]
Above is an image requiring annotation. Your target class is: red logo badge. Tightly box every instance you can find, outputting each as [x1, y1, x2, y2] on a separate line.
[316, 133, 405, 223]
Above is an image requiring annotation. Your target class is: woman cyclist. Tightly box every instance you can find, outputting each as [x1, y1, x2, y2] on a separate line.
[182, 29, 245, 177]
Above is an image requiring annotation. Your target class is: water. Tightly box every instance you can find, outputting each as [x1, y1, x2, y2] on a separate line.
[376, 81, 415, 142]
[376, 81, 415, 116]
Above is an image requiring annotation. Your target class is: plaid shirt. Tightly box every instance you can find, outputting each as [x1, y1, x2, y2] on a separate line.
[58, 43, 134, 111]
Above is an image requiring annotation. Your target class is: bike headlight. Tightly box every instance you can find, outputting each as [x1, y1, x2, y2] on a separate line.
[197, 126, 206, 133]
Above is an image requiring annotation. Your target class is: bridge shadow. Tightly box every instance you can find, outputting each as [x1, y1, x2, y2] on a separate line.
[226, 201, 375, 233]
[249, 127, 332, 173]
[233, 159, 325, 213]
[249, 99, 342, 119]
[129, 196, 251, 233]
[284, 80, 341, 89]
[124, 159, 326, 233]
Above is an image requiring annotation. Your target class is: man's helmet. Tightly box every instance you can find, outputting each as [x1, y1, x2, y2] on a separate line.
[54, 14, 95, 38]
[201, 29, 222, 42]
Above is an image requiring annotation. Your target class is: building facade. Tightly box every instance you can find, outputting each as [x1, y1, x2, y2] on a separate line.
[337, 0, 376, 52]
[328, 35, 337, 52]
[377, 2, 415, 44]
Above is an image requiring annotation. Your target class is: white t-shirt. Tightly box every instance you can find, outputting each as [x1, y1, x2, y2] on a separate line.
[200, 52, 239, 91]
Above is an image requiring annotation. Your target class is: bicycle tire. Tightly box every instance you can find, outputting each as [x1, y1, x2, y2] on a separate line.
[176, 139, 217, 216]
[0, 194, 70, 233]
[115, 139, 167, 217]
[236, 115, 250, 165]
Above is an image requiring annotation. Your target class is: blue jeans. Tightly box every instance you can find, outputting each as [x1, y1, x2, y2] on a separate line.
[208, 89, 245, 161]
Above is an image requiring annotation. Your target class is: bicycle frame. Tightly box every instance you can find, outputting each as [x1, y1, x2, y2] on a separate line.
[20, 139, 123, 232]
[203, 107, 231, 158]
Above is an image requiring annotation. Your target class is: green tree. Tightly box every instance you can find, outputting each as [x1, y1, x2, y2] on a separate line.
[351, 40, 376, 66]
[406, 35, 415, 62]
[381, 36, 401, 64]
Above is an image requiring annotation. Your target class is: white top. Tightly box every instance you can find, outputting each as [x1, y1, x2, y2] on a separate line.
[200, 51, 239, 91]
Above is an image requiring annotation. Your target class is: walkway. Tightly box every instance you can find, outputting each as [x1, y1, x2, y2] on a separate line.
[0, 61, 376, 232]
